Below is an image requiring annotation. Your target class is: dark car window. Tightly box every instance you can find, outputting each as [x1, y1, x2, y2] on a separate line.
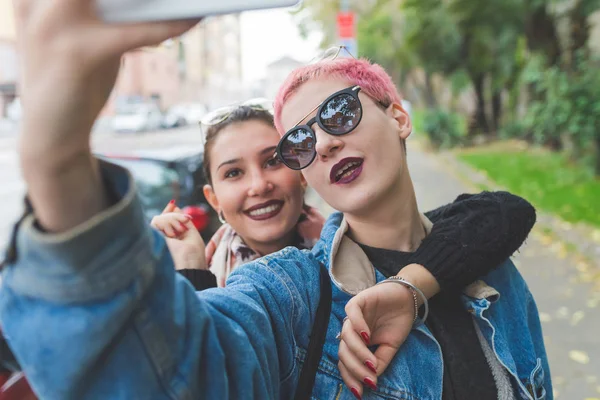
[107, 158, 180, 219]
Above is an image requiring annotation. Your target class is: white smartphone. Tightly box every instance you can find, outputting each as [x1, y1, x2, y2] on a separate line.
[96, 0, 301, 23]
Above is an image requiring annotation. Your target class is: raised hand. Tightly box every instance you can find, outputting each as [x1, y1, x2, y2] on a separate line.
[151, 201, 207, 270]
[15, 0, 199, 232]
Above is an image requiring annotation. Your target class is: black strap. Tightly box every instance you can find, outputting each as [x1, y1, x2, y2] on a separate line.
[293, 264, 332, 400]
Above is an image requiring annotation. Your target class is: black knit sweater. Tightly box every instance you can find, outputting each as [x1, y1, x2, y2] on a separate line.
[180, 191, 536, 292]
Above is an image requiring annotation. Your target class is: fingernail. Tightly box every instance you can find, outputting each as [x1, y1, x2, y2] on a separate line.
[351, 387, 362, 399]
[364, 377, 377, 391]
[360, 331, 370, 345]
[179, 222, 189, 231]
[365, 360, 377, 374]
[184, 214, 193, 220]
[169, 199, 175, 205]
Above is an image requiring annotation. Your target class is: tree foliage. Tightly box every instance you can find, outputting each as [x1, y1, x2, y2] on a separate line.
[296, 0, 600, 174]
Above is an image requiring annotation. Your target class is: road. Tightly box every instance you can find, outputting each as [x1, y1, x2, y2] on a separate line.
[0, 126, 205, 250]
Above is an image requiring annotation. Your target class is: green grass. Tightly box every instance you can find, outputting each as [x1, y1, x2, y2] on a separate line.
[458, 148, 600, 228]
[411, 108, 426, 135]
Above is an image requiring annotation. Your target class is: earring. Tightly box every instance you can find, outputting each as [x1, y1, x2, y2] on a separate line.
[218, 211, 226, 224]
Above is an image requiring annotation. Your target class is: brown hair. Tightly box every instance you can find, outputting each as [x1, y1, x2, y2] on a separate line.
[203, 106, 275, 185]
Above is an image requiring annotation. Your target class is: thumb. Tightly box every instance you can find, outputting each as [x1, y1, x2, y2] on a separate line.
[103, 19, 200, 55]
[373, 344, 402, 376]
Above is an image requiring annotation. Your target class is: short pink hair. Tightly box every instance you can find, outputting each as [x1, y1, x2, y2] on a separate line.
[273, 58, 402, 135]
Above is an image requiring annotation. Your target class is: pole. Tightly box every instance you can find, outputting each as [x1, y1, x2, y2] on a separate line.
[338, 0, 357, 56]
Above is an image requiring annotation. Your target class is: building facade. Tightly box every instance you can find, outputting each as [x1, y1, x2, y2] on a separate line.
[102, 46, 181, 116]
[0, 0, 17, 119]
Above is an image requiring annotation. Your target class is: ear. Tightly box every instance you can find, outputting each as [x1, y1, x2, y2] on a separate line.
[389, 102, 412, 140]
[203, 184, 220, 213]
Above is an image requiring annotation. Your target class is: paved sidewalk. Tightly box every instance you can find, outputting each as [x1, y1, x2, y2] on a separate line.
[307, 145, 600, 400]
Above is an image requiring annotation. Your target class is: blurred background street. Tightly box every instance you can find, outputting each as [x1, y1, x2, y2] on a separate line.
[1, 0, 600, 398]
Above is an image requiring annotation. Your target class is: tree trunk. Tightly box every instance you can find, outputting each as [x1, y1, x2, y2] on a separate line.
[470, 73, 490, 135]
[424, 72, 437, 108]
[569, 0, 590, 67]
[491, 90, 502, 134]
[524, 2, 561, 66]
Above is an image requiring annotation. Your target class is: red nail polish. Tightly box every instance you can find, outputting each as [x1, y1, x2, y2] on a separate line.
[179, 222, 189, 231]
[169, 199, 175, 205]
[365, 360, 377, 374]
[351, 387, 362, 399]
[360, 331, 370, 345]
[364, 377, 377, 391]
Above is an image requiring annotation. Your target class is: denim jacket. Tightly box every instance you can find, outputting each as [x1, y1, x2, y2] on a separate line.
[0, 163, 551, 399]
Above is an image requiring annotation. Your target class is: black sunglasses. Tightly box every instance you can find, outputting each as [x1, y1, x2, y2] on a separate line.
[275, 86, 363, 170]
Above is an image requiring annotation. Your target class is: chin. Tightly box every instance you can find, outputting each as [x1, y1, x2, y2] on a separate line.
[248, 219, 294, 241]
[326, 186, 379, 215]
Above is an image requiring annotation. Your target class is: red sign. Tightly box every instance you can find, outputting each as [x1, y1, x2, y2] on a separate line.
[337, 12, 355, 39]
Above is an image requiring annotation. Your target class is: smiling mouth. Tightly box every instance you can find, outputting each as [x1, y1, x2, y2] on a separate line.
[330, 158, 364, 184]
[244, 200, 284, 221]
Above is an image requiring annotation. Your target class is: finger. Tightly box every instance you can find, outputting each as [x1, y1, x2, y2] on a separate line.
[173, 213, 193, 225]
[150, 216, 161, 229]
[105, 19, 200, 54]
[162, 222, 179, 238]
[173, 206, 185, 214]
[345, 298, 371, 345]
[373, 344, 403, 376]
[162, 200, 177, 214]
[338, 337, 378, 391]
[340, 320, 378, 375]
[338, 358, 364, 400]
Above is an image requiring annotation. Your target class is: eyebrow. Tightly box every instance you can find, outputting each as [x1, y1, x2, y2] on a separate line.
[217, 146, 278, 171]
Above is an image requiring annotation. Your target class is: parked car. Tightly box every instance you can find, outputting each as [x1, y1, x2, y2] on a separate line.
[162, 103, 208, 129]
[97, 146, 221, 240]
[111, 104, 163, 133]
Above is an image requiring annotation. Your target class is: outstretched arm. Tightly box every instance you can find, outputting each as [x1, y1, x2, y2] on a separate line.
[1, 3, 319, 398]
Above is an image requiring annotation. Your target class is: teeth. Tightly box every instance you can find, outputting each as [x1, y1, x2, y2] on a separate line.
[336, 161, 360, 179]
[249, 204, 281, 216]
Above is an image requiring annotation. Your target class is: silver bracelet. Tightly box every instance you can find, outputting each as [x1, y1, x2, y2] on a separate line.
[376, 276, 429, 326]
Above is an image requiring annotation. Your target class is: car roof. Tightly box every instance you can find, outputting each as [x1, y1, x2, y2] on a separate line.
[96, 146, 204, 163]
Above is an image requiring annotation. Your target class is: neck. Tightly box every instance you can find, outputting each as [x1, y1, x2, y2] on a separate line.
[345, 169, 425, 252]
[242, 228, 297, 257]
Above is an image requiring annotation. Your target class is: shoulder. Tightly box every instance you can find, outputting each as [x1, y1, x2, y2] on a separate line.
[223, 246, 323, 330]
[228, 246, 322, 290]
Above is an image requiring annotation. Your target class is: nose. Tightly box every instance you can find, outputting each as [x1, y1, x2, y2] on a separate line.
[247, 169, 274, 197]
[314, 125, 344, 162]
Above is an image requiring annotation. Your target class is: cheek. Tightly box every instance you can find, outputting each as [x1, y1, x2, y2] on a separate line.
[276, 171, 305, 201]
[301, 166, 324, 191]
[213, 183, 245, 213]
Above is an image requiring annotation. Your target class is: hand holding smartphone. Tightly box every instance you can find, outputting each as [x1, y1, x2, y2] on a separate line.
[96, 0, 300, 23]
